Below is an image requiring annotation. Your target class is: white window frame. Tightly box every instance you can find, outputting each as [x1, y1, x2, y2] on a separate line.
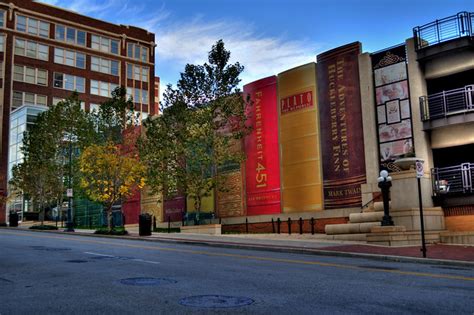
[91, 56, 119, 76]
[127, 43, 149, 62]
[0, 9, 5, 28]
[14, 39, 49, 61]
[13, 64, 48, 86]
[16, 14, 50, 38]
[91, 34, 119, 55]
[126, 63, 149, 82]
[53, 72, 85, 93]
[126, 87, 149, 104]
[12, 91, 47, 109]
[90, 80, 118, 98]
[55, 24, 86, 46]
[54, 48, 86, 69]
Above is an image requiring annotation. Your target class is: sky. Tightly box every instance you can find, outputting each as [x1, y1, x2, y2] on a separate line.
[38, 0, 472, 99]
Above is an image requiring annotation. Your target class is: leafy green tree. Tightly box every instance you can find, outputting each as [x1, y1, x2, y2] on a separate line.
[140, 40, 250, 221]
[94, 86, 137, 145]
[9, 93, 96, 223]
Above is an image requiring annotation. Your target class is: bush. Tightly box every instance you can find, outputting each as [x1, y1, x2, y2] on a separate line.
[153, 227, 180, 233]
[94, 227, 128, 235]
[29, 225, 59, 230]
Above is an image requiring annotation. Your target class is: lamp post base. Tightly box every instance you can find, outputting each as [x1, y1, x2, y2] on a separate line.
[381, 215, 394, 226]
[64, 222, 75, 232]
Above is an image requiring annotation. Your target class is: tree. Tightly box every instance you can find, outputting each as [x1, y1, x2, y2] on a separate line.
[94, 86, 137, 145]
[76, 86, 141, 230]
[79, 143, 145, 231]
[140, 40, 250, 221]
[9, 93, 96, 224]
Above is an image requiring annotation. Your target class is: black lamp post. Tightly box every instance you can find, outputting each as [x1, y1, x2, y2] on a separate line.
[65, 136, 74, 232]
[378, 170, 394, 226]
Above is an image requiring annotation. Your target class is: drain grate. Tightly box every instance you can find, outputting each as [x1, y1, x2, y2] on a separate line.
[30, 246, 71, 252]
[179, 295, 254, 308]
[119, 277, 177, 286]
[358, 265, 399, 271]
[66, 260, 88, 263]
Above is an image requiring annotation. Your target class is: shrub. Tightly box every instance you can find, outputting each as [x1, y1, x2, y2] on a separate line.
[153, 227, 180, 233]
[29, 225, 59, 230]
[94, 227, 128, 235]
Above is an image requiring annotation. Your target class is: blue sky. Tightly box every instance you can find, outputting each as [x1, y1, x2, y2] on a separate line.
[39, 0, 472, 97]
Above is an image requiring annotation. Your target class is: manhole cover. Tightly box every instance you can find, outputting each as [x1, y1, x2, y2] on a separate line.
[179, 295, 254, 308]
[358, 265, 399, 271]
[119, 277, 177, 286]
[30, 246, 71, 252]
[66, 260, 88, 263]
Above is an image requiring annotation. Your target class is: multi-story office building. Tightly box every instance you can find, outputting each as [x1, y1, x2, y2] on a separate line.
[0, 0, 156, 224]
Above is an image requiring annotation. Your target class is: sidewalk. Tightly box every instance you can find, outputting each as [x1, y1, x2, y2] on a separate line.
[9, 222, 474, 267]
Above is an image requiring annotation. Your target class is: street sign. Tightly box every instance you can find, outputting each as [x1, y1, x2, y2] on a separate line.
[66, 189, 73, 197]
[416, 160, 424, 178]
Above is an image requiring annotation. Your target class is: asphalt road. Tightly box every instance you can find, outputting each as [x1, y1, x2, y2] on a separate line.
[0, 229, 473, 315]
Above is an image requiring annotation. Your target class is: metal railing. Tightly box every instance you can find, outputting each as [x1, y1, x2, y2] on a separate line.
[420, 85, 474, 121]
[413, 12, 473, 50]
[432, 163, 473, 196]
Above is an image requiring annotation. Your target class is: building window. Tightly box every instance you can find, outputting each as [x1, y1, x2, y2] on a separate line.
[0, 35, 4, 52]
[16, 15, 50, 38]
[91, 34, 119, 55]
[90, 80, 118, 97]
[0, 61, 3, 79]
[127, 43, 148, 62]
[91, 56, 119, 76]
[54, 48, 86, 69]
[53, 97, 85, 110]
[13, 65, 48, 86]
[89, 103, 100, 113]
[15, 39, 49, 61]
[126, 87, 149, 104]
[12, 91, 47, 111]
[126, 63, 149, 82]
[55, 24, 86, 46]
[0, 10, 5, 27]
[53, 73, 85, 93]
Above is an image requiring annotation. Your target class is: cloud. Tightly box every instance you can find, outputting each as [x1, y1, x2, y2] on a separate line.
[37, 0, 322, 99]
[155, 17, 321, 87]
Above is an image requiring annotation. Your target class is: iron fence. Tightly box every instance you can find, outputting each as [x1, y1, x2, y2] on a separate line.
[431, 163, 473, 196]
[413, 12, 473, 50]
[420, 85, 474, 121]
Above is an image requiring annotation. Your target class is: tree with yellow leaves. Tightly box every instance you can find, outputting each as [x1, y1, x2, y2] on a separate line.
[79, 142, 145, 231]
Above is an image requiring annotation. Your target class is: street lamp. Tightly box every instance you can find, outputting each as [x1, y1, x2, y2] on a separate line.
[377, 170, 394, 226]
[64, 133, 75, 232]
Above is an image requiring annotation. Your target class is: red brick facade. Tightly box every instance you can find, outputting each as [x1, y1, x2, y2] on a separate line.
[0, 0, 156, 223]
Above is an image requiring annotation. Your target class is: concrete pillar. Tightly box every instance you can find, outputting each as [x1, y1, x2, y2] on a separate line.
[405, 38, 434, 170]
[358, 52, 379, 206]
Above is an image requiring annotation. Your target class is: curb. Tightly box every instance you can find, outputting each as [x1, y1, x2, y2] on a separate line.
[2, 227, 474, 268]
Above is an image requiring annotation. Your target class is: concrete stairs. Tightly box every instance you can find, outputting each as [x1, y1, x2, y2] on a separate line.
[440, 231, 474, 245]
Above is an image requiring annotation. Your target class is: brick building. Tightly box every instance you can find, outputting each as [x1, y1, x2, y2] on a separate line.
[0, 0, 157, 224]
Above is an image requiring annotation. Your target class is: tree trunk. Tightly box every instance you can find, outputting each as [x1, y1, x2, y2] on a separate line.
[107, 205, 113, 232]
[40, 198, 45, 226]
[194, 195, 201, 225]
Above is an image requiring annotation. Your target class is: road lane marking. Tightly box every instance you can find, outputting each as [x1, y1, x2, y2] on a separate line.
[2, 230, 473, 282]
[84, 251, 160, 265]
[84, 251, 114, 257]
